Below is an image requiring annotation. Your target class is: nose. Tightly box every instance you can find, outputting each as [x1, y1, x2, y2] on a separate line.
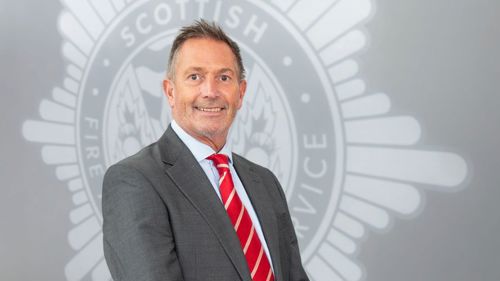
[200, 78, 219, 98]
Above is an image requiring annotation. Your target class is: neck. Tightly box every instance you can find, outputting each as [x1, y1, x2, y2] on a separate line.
[199, 134, 226, 152]
[173, 120, 228, 152]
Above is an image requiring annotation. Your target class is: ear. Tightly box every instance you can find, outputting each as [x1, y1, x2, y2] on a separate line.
[236, 79, 247, 109]
[163, 79, 175, 107]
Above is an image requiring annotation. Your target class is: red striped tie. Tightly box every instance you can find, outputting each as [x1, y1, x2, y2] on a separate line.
[207, 154, 275, 281]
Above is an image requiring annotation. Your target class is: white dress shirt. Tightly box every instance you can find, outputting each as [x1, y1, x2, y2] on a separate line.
[170, 121, 273, 269]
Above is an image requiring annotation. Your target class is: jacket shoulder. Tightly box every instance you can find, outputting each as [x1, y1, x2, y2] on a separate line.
[105, 141, 163, 178]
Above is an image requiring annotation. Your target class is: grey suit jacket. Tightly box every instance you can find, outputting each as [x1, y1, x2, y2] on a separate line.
[102, 126, 309, 281]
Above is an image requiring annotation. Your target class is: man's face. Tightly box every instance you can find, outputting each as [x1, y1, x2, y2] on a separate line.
[163, 38, 246, 149]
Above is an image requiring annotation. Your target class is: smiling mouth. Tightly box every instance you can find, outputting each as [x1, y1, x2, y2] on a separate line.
[195, 106, 225, 112]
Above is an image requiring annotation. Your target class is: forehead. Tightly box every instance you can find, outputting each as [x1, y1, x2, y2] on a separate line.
[175, 38, 238, 71]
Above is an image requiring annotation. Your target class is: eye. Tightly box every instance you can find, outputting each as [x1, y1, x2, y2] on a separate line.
[188, 74, 201, 81]
[220, 74, 231, 82]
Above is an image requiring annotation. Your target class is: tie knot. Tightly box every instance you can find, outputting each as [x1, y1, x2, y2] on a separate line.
[207, 153, 230, 168]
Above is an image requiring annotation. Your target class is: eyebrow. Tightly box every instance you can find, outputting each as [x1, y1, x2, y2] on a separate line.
[217, 68, 235, 75]
[183, 67, 204, 74]
[182, 67, 236, 75]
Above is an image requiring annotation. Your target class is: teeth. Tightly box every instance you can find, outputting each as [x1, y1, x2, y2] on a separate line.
[197, 107, 222, 112]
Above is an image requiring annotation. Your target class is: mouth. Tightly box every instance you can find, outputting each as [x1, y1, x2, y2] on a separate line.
[195, 106, 225, 113]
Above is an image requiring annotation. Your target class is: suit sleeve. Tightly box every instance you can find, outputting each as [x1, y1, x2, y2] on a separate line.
[270, 171, 310, 281]
[102, 164, 184, 281]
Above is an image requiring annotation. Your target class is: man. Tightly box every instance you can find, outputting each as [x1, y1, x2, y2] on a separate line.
[102, 20, 309, 281]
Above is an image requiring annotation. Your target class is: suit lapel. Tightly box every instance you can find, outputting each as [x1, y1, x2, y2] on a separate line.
[233, 155, 283, 281]
[157, 127, 251, 280]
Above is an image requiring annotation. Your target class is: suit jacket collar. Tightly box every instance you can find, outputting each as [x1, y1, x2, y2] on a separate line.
[157, 126, 282, 281]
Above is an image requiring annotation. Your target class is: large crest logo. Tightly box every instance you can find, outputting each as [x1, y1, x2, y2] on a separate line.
[23, 0, 468, 280]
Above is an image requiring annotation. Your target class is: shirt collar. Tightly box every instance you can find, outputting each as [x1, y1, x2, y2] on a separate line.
[171, 120, 233, 163]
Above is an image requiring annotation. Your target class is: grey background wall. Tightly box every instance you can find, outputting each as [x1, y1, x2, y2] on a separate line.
[1, 0, 499, 280]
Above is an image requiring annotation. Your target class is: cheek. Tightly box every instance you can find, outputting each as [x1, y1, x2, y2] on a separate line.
[179, 97, 195, 114]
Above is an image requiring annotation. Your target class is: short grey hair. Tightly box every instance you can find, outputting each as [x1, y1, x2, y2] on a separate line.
[166, 19, 246, 81]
